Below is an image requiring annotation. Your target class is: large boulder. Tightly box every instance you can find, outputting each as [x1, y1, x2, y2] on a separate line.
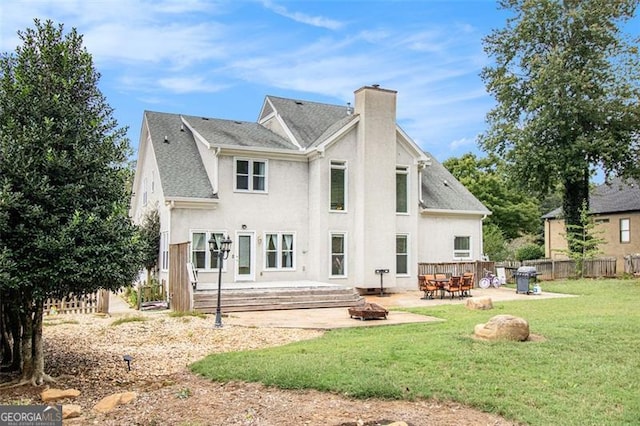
[474, 314, 530, 341]
[465, 297, 493, 310]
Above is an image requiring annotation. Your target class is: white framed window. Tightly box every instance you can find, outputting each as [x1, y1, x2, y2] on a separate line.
[160, 231, 169, 271]
[190, 231, 227, 270]
[235, 158, 267, 192]
[454, 236, 471, 259]
[330, 232, 347, 277]
[396, 234, 409, 275]
[396, 166, 409, 214]
[620, 218, 630, 243]
[264, 232, 295, 270]
[142, 177, 148, 206]
[330, 160, 347, 211]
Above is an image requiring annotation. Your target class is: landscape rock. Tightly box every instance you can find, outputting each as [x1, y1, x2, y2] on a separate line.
[62, 404, 82, 419]
[93, 391, 138, 413]
[474, 314, 530, 341]
[40, 388, 80, 402]
[465, 297, 493, 310]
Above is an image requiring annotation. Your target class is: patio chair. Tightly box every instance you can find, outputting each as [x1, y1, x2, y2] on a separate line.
[444, 276, 462, 299]
[460, 274, 473, 297]
[419, 274, 437, 299]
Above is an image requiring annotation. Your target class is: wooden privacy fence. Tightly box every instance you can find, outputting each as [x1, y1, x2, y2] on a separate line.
[169, 242, 192, 312]
[521, 258, 617, 280]
[624, 254, 640, 276]
[44, 289, 109, 314]
[417, 261, 494, 287]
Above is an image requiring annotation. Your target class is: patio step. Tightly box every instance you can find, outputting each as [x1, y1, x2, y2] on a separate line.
[193, 286, 364, 312]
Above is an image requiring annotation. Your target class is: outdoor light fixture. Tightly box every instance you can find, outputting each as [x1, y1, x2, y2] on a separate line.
[123, 354, 133, 371]
[209, 234, 232, 328]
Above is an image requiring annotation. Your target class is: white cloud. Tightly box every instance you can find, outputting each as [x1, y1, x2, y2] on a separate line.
[157, 76, 228, 94]
[261, 0, 344, 30]
[450, 136, 478, 150]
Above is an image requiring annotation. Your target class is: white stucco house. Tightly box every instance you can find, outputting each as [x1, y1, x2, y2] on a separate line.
[130, 85, 490, 295]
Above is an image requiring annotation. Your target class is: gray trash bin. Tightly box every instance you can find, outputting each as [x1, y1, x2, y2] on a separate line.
[515, 266, 537, 294]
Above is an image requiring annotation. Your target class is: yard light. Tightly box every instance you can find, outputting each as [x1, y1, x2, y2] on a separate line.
[209, 235, 232, 328]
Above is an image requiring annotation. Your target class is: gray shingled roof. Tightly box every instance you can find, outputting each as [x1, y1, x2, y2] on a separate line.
[145, 111, 216, 199]
[145, 98, 489, 215]
[420, 153, 491, 214]
[542, 177, 640, 219]
[182, 114, 297, 151]
[264, 96, 353, 147]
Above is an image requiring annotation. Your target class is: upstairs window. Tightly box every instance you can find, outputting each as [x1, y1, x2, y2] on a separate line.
[330, 161, 347, 211]
[396, 166, 408, 213]
[454, 236, 471, 259]
[235, 159, 267, 192]
[620, 218, 630, 243]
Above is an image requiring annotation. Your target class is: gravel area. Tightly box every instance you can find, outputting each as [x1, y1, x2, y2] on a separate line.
[0, 305, 516, 425]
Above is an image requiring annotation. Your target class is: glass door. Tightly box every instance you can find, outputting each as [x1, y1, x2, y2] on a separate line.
[235, 232, 255, 281]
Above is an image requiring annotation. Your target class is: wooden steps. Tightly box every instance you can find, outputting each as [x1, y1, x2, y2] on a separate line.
[193, 286, 364, 313]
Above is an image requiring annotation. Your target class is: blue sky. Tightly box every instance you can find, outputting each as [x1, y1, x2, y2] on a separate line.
[0, 1, 594, 162]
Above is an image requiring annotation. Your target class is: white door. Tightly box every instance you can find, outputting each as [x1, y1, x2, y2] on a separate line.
[235, 231, 255, 281]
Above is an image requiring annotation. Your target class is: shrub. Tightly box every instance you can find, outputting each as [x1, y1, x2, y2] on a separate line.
[516, 244, 544, 261]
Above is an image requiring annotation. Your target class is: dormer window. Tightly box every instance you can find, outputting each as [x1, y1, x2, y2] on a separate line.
[235, 158, 267, 192]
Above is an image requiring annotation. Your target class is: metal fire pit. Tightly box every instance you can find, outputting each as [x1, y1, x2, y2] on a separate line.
[348, 302, 389, 320]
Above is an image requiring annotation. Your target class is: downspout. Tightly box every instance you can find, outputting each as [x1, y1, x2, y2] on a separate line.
[479, 214, 487, 260]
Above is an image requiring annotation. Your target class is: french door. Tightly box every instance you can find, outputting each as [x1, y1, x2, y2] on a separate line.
[235, 231, 255, 281]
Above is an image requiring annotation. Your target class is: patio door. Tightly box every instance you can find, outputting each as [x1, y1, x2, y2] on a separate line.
[235, 231, 255, 281]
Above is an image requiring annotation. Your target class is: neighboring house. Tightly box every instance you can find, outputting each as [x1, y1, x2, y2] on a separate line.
[130, 85, 490, 292]
[543, 177, 640, 272]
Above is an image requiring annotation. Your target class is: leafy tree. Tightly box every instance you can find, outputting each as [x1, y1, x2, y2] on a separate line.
[557, 201, 606, 277]
[139, 206, 160, 283]
[482, 223, 510, 261]
[0, 20, 141, 384]
[443, 153, 541, 240]
[480, 0, 640, 255]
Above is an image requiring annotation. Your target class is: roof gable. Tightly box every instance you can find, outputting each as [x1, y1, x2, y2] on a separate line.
[543, 177, 640, 219]
[420, 152, 490, 214]
[262, 96, 353, 148]
[145, 111, 215, 199]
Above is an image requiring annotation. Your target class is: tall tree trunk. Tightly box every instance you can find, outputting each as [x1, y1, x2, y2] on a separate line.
[8, 306, 22, 372]
[17, 298, 48, 385]
[562, 169, 590, 255]
[19, 306, 33, 382]
[0, 296, 12, 367]
[30, 299, 45, 385]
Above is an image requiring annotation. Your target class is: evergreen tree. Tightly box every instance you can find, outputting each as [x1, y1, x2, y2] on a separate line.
[0, 20, 141, 384]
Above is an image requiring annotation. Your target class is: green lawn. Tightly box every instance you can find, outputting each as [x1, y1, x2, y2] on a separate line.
[190, 279, 640, 425]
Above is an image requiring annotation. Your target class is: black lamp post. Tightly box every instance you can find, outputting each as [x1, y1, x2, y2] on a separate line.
[209, 234, 232, 328]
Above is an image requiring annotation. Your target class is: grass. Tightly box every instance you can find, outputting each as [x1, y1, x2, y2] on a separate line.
[168, 310, 207, 320]
[190, 279, 640, 425]
[110, 315, 149, 326]
[43, 319, 79, 326]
